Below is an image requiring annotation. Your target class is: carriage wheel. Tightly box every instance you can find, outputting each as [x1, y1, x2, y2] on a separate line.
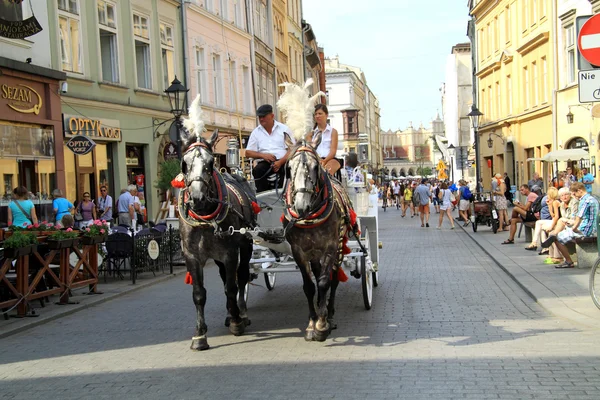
[361, 229, 373, 310]
[590, 258, 600, 310]
[471, 218, 478, 232]
[264, 272, 276, 290]
[491, 219, 499, 234]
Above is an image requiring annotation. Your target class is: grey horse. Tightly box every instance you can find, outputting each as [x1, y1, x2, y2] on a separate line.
[179, 130, 256, 351]
[283, 131, 352, 342]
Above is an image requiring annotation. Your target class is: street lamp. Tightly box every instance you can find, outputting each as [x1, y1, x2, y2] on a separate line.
[164, 76, 189, 157]
[447, 144, 456, 182]
[467, 105, 483, 191]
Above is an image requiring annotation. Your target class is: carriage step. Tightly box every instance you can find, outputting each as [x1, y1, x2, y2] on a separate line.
[250, 257, 277, 264]
[344, 251, 366, 258]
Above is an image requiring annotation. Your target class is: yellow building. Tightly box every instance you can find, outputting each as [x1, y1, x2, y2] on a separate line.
[273, 0, 290, 95]
[470, 0, 554, 190]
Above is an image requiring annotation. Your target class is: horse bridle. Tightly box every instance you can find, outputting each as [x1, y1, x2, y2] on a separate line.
[287, 144, 326, 212]
[182, 141, 215, 194]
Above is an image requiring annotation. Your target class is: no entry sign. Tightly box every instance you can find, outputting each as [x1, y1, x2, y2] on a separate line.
[578, 14, 600, 66]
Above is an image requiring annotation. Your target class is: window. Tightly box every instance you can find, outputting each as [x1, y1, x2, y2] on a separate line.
[229, 61, 237, 110]
[133, 13, 152, 89]
[488, 85, 493, 119]
[58, 0, 82, 74]
[532, 0, 537, 26]
[98, 0, 119, 82]
[522, 0, 529, 32]
[505, 5, 511, 43]
[160, 22, 175, 90]
[195, 47, 208, 102]
[234, 0, 243, 28]
[523, 66, 530, 108]
[496, 81, 501, 117]
[486, 23, 491, 57]
[478, 29, 484, 62]
[481, 88, 486, 117]
[212, 54, 223, 106]
[260, 2, 268, 44]
[242, 65, 251, 113]
[267, 72, 274, 106]
[220, 0, 228, 20]
[532, 61, 539, 105]
[261, 70, 267, 105]
[205, 0, 214, 12]
[565, 24, 576, 84]
[507, 75, 512, 114]
[542, 57, 548, 102]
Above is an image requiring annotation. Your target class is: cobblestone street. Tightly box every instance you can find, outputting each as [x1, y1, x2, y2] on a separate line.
[2, 208, 600, 399]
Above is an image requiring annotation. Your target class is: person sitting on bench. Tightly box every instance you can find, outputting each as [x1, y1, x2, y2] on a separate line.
[541, 182, 598, 268]
[502, 184, 539, 244]
[245, 104, 294, 193]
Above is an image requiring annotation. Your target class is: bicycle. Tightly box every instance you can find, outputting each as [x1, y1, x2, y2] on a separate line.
[590, 257, 600, 310]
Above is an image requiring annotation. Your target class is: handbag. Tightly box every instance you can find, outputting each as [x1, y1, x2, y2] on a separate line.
[74, 204, 84, 222]
[450, 191, 457, 202]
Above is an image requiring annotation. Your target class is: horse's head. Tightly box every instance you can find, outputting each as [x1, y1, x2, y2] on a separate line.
[181, 129, 219, 209]
[285, 131, 323, 217]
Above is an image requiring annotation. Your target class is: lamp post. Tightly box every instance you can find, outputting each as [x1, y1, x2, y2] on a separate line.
[467, 105, 483, 192]
[447, 144, 456, 182]
[164, 76, 189, 158]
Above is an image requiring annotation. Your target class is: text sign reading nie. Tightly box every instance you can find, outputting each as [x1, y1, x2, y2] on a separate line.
[578, 70, 600, 103]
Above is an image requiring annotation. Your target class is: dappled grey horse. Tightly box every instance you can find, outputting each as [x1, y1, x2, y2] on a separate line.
[282, 132, 354, 341]
[179, 130, 257, 351]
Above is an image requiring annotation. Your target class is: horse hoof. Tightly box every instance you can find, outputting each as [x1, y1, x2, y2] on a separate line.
[305, 329, 315, 341]
[229, 321, 245, 336]
[190, 337, 210, 351]
[313, 329, 329, 342]
[224, 317, 231, 327]
[242, 317, 252, 326]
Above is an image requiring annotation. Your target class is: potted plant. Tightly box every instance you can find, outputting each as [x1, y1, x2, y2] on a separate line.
[46, 228, 79, 250]
[81, 220, 110, 245]
[154, 158, 182, 204]
[1, 231, 38, 259]
[26, 221, 57, 236]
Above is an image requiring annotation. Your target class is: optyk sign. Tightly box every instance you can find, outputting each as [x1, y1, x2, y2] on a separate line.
[66, 135, 96, 155]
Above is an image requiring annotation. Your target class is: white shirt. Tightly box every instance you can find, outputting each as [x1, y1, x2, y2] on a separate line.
[246, 121, 293, 160]
[315, 124, 333, 158]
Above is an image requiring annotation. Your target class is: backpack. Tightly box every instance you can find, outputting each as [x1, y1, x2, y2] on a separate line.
[461, 186, 473, 201]
[413, 189, 421, 204]
[529, 195, 544, 214]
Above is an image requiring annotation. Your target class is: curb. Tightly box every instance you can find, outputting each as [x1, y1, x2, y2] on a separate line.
[0, 269, 185, 339]
[456, 218, 600, 328]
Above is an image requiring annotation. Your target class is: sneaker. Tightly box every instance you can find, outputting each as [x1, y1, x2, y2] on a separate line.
[437, 226, 442, 230]
[426, 223, 430, 228]
[450, 226, 455, 230]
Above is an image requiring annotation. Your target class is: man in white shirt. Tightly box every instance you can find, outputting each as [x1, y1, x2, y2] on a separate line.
[245, 104, 293, 192]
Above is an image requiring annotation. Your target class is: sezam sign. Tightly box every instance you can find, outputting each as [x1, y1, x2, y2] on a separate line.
[66, 135, 96, 155]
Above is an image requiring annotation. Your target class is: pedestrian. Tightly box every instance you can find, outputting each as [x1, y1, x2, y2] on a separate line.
[501, 184, 539, 244]
[8, 186, 38, 227]
[492, 174, 509, 231]
[525, 187, 559, 252]
[245, 104, 293, 192]
[402, 184, 414, 217]
[117, 185, 136, 227]
[436, 182, 455, 229]
[52, 188, 73, 228]
[458, 180, 472, 226]
[97, 185, 113, 226]
[77, 191, 96, 228]
[544, 188, 578, 264]
[504, 172, 513, 205]
[415, 178, 432, 228]
[432, 181, 440, 213]
[579, 167, 594, 194]
[563, 167, 575, 189]
[528, 172, 543, 191]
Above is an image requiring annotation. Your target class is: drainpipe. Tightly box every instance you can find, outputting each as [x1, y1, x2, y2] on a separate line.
[551, 0, 558, 152]
[181, 0, 191, 108]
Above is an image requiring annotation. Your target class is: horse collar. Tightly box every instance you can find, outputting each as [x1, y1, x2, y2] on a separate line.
[180, 170, 229, 226]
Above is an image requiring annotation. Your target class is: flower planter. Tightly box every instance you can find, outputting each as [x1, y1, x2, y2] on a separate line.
[2, 244, 37, 259]
[46, 238, 75, 250]
[81, 235, 107, 245]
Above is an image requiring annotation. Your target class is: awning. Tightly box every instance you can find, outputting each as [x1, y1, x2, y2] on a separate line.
[526, 149, 589, 163]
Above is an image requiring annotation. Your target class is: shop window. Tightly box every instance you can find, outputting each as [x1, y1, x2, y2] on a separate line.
[58, 0, 82, 74]
[0, 0, 22, 21]
[160, 22, 175, 90]
[99, 0, 119, 83]
[134, 14, 152, 89]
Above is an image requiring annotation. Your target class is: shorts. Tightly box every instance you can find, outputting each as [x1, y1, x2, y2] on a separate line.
[418, 204, 430, 213]
[403, 200, 412, 206]
[557, 227, 585, 245]
[459, 199, 470, 211]
[432, 197, 440, 205]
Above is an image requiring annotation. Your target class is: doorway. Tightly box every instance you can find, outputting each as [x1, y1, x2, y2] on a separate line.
[77, 167, 97, 204]
[19, 160, 37, 193]
[506, 142, 515, 187]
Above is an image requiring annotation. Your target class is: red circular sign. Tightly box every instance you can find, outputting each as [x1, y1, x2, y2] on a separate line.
[578, 14, 600, 66]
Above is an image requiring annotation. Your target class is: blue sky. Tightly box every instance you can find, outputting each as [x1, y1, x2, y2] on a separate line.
[302, 0, 471, 131]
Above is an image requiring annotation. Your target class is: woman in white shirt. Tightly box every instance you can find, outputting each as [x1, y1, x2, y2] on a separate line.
[309, 104, 339, 176]
[437, 182, 455, 230]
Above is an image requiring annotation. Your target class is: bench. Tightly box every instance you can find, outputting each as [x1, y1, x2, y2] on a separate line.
[574, 237, 598, 269]
[517, 221, 536, 242]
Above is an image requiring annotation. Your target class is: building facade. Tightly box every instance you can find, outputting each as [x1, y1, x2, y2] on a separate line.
[287, 0, 303, 85]
[381, 123, 436, 178]
[442, 42, 474, 181]
[470, 0, 554, 190]
[185, 0, 256, 158]
[273, 0, 290, 96]
[0, 0, 66, 222]
[46, 0, 184, 220]
[252, 0, 277, 110]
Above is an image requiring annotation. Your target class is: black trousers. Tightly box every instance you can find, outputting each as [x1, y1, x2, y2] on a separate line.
[253, 160, 286, 193]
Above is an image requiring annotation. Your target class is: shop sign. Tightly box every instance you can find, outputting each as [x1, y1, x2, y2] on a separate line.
[126, 157, 139, 166]
[147, 240, 160, 260]
[163, 142, 179, 161]
[0, 2, 43, 40]
[1, 83, 42, 114]
[64, 115, 122, 142]
[66, 135, 96, 155]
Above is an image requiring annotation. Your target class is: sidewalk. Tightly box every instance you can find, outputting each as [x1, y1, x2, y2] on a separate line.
[456, 216, 600, 328]
[0, 266, 187, 339]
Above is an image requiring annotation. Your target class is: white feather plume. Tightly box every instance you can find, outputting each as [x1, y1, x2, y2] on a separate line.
[182, 94, 205, 137]
[276, 79, 325, 141]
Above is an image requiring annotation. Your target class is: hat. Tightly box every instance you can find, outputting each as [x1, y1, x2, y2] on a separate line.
[256, 104, 273, 117]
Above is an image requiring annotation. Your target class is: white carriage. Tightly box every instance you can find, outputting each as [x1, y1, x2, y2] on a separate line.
[247, 167, 381, 310]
